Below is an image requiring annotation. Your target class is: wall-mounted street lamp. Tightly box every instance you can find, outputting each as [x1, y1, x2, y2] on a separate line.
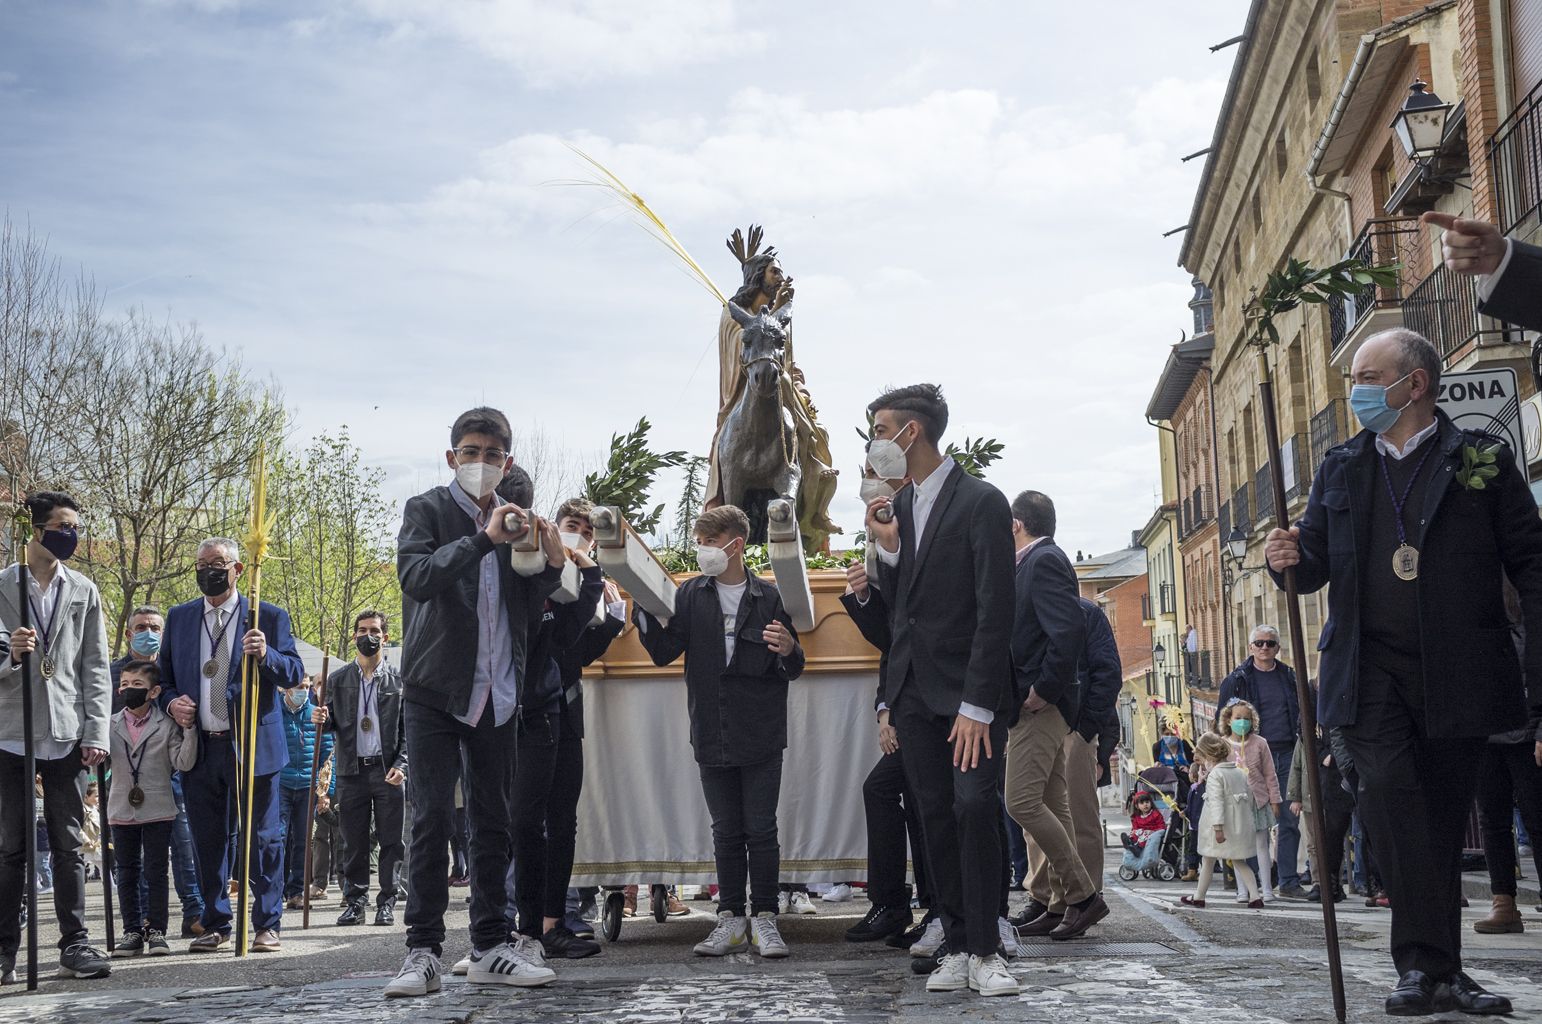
[1391, 80, 1469, 190]
[1153, 641, 1167, 667]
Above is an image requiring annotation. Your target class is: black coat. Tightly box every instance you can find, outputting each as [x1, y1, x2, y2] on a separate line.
[840, 586, 891, 711]
[1218, 659, 1300, 743]
[1479, 240, 1542, 333]
[557, 599, 627, 741]
[1277, 410, 1542, 736]
[876, 467, 1015, 719]
[524, 564, 607, 718]
[1075, 597, 1122, 743]
[322, 660, 407, 777]
[635, 573, 805, 766]
[1011, 540, 1085, 723]
[396, 485, 561, 717]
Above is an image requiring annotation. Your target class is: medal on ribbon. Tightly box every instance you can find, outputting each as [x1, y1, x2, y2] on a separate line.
[1379, 443, 1437, 583]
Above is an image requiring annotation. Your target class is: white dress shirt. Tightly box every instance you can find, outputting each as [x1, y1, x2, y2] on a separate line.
[873, 457, 993, 724]
[356, 660, 383, 757]
[1374, 417, 1439, 461]
[0, 568, 74, 760]
[448, 479, 520, 728]
[199, 597, 240, 732]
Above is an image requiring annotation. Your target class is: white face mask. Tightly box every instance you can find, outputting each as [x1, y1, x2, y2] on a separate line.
[858, 477, 896, 504]
[559, 531, 589, 552]
[455, 461, 501, 500]
[866, 422, 915, 480]
[696, 539, 738, 577]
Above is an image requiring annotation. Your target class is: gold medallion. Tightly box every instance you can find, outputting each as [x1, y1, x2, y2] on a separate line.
[360, 717, 374, 733]
[1393, 543, 1420, 581]
[128, 785, 145, 808]
[40, 655, 55, 679]
[202, 659, 220, 678]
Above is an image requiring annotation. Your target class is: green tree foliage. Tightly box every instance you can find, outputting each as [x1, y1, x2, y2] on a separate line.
[583, 417, 686, 536]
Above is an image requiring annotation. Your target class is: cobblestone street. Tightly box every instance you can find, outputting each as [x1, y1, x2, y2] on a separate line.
[5, 850, 1540, 1023]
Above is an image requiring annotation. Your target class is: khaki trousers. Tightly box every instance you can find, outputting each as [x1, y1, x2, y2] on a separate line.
[1004, 705, 1094, 911]
[1026, 731, 1104, 913]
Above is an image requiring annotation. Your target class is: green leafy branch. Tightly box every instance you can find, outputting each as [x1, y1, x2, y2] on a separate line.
[1246, 256, 1401, 348]
[1456, 443, 1500, 490]
[583, 417, 687, 535]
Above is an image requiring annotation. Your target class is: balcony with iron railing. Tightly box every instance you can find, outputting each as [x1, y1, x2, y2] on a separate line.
[1179, 483, 1214, 540]
[1310, 400, 1346, 472]
[1491, 79, 1542, 236]
[1401, 261, 1518, 365]
[1254, 464, 1274, 526]
[1282, 432, 1310, 504]
[1327, 217, 1421, 364]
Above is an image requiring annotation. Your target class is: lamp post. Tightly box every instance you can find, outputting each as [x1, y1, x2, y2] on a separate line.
[1390, 79, 1468, 190]
[1153, 640, 1166, 668]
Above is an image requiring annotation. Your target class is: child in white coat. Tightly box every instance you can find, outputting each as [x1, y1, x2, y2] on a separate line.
[1181, 733, 1263, 909]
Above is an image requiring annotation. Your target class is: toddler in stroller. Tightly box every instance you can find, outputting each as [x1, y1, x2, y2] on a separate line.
[1118, 769, 1186, 882]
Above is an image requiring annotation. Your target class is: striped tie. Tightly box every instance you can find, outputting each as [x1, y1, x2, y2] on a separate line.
[208, 608, 230, 725]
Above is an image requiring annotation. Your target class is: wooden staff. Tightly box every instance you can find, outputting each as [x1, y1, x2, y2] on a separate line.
[11, 513, 39, 991]
[95, 762, 115, 951]
[1256, 349, 1347, 1023]
[301, 650, 329, 929]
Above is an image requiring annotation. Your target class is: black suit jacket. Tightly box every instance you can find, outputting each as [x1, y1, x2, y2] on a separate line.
[1011, 540, 1085, 723]
[1479, 240, 1542, 333]
[321, 660, 407, 778]
[840, 586, 892, 711]
[1075, 597, 1122, 743]
[1277, 410, 1542, 736]
[876, 465, 1015, 719]
[397, 485, 561, 717]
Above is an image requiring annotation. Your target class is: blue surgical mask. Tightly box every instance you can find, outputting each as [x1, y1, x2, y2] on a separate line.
[1349, 372, 1413, 434]
[1230, 718, 1253, 737]
[129, 630, 161, 657]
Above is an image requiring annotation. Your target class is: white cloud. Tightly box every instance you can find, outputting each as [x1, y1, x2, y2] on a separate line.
[350, 0, 759, 86]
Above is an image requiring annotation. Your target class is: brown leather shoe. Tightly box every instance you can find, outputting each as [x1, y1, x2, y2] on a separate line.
[251, 929, 281, 953]
[1049, 894, 1109, 941]
[665, 892, 690, 917]
[188, 930, 228, 953]
[1014, 910, 1064, 937]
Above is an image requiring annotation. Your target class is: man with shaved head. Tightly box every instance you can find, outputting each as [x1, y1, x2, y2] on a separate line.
[1266, 328, 1542, 1016]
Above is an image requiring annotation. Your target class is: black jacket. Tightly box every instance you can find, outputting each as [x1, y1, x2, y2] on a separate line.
[1218, 658, 1300, 744]
[524, 565, 607, 719]
[1479, 240, 1542, 333]
[321, 660, 407, 777]
[557, 601, 626, 741]
[1075, 597, 1122, 744]
[840, 586, 891, 712]
[396, 485, 561, 717]
[1011, 540, 1085, 723]
[636, 573, 805, 766]
[876, 467, 1015, 719]
[1277, 411, 1542, 736]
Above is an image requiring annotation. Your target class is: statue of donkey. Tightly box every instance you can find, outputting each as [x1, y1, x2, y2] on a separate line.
[716, 300, 800, 544]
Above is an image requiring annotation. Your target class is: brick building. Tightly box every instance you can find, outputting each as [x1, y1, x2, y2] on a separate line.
[1075, 543, 1152, 780]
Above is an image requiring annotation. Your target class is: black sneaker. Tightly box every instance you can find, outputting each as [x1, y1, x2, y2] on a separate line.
[540, 926, 601, 959]
[845, 903, 913, 942]
[336, 899, 367, 927]
[1277, 884, 1309, 901]
[1008, 900, 1051, 929]
[57, 943, 112, 979]
[146, 930, 171, 956]
[1120, 833, 1137, 853]
[112, 932, 146, 958]
[562, 911, 596, 940]
[910, 942, 945, 975]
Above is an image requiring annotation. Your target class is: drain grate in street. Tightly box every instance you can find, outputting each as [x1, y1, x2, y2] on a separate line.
[1014, 941, 1177, 957]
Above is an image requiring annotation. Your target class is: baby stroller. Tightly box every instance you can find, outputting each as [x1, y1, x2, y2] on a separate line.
[1117, 767, 1188, 882]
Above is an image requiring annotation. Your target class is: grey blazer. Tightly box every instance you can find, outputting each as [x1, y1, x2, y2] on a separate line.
[106, 705, 198, 824]
[0, 564, 113, 751]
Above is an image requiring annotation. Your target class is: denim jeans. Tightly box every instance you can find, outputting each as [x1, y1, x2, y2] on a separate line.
[277, 785, 311, 900]
[1121, 829, 1168, 873]
[115, 820, 173, 934]
[1271, 743, 1301, 888]
[698, 756, 783, 917]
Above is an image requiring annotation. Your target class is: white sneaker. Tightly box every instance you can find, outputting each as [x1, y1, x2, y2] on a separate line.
[451, 956, 470, 976]
[1260, 890, 1275, 903]
[926, 950, 971, 992]
[790, 890, 817, 915]
[822, 883, 854, 903]
[748, 912, 789, 958]
[910, 916, 945, 957]
[511, 935, 547, 966]
[777, 891, 791, 915]
[384, 949, 442, 998]
[466, 941, 556, 987]
[693, 912, 749, 956]
[969, 953, 1020, 997]
[997, 917, 1022, 958]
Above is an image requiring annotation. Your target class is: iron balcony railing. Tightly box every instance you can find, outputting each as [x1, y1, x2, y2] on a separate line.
[1327, 217, 1421, 351]
[1491, 79, 1542, 235]
[1283, 432, 1310, 503]
[1254, 464, 1274, 525]
[1402, 261, 1485, 360]
[1179, 484, 1214, 540]
[1311, 399, 1347, 471]
[1231, 482, 1251, 537]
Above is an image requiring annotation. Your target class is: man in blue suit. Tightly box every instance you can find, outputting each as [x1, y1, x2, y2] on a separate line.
[160, 536, 304, 953]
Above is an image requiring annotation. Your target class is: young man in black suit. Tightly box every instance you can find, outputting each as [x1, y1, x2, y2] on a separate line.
[863, 383, 1018, 998]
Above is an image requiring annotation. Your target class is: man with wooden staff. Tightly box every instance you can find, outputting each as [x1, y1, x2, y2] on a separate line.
[0, 491, 113, 983]
[159, 536, 304, 954]
[1266, 328, 1542, 1017]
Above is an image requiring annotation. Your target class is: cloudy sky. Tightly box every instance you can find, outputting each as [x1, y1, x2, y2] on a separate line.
[1, 0, 1240, 558]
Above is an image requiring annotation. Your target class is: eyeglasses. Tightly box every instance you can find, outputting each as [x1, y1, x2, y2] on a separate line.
[195, 560, 234, 571]
[1252, 639, 1279, 649]
[453, 445, 509, 466]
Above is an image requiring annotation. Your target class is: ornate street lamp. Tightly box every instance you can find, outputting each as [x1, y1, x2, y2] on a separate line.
[1153, 641, 1167, 667]
[1391, 80, 1453, 161]
[1226, 526, 1248, 563]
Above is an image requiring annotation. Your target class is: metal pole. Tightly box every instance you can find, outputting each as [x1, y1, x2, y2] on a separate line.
[95, 762, 115, 950]
[14, 534, 38, 991]
[1256, 349, 1348, 1023]
[301, 652, 329, 930]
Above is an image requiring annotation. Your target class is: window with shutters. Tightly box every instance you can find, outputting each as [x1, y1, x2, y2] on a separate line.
[1510, 0, 1542, 100]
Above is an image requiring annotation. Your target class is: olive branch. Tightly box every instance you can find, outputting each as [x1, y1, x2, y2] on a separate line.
[1456, 443, 1501, 490]
[1244, 256, 1402, 349]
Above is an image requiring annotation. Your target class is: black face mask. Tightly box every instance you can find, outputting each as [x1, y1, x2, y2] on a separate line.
[121, 687, 150, 710]
[196, 566, 230, 597]
[40, 527, 79, 561]
[355, 634, 382, 657]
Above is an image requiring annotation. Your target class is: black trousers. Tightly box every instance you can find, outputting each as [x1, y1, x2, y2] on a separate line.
[1312, 761, 1356, 891]
[1341, 659, 1482, 978]
[403, 701, 516, 955]
[862, 749, 930, 909]
[510, 711, 585, 934]
[114, 820, 172, 934]
[893, 680, 1006, 957]
[0, 745, 88, 954]
[1476, 741, 1542, 897]
[698, 756, 783, 917]
[339, 761, 405, 906]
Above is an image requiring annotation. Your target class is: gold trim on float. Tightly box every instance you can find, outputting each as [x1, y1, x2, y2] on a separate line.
[573, 859, 870, 874]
